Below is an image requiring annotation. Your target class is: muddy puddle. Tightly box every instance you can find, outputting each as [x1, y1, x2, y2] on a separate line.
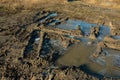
[56, 42, 120, 78]
[34, 12, 120, 41]
[55, 20, 95, 37]
[56, 43, 96, 66]
[54, 18, 120, 78]
[31, 12, 120, 78]
[55, 20, 110, 37]
[21, 11, 120, 79]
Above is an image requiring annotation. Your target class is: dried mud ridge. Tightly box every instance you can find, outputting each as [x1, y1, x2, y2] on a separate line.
[0, 10, 120, 80]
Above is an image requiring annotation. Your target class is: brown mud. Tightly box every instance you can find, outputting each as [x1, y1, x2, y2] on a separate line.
[0, 0, 120, 80]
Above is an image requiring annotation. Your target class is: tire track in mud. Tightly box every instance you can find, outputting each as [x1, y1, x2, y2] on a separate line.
[23, 30, 40, 58]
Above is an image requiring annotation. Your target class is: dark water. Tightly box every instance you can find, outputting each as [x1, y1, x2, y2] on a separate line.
[23, 30, 40, 57]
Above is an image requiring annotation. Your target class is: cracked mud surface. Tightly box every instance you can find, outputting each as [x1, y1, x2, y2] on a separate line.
[0, 1, 120, 80]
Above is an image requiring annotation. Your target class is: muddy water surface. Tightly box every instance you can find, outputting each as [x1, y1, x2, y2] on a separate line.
[57, 43, 96, 66]
[56, 43, 120, 78]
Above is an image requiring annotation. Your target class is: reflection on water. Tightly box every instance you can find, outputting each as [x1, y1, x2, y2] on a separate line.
[55, 19, 111, 40]
[56, 20, 97, 36]
[56, 43, 120, 78]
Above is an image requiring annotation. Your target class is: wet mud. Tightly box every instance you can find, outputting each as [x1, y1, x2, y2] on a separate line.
[0, 9, 120, 80]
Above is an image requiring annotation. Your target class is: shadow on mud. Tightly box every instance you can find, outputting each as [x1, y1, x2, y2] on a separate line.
[79, 64, 104, 79]
[57, 64, 104, 79]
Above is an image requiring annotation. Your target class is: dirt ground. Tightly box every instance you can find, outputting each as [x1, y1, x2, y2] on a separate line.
[0, 0, 120, 80]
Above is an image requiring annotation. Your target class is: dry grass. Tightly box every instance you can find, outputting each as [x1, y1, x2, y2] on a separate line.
[79, 0, 120, 9]
[0, 0, 120, 13]
[0, 0, 68, 15]
[0, 0, 67, 10]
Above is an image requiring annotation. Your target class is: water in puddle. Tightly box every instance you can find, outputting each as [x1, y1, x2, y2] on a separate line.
[110, 36, 120, 40]
[32, 12, 120, 78]
[56, 20, 96, 36]
[97, 26, 110, 41]
[56, 43, 96, 66]
[55, 19, 111, 38]
[56, 43, 120, 78]
[35, 12, 112, 41]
